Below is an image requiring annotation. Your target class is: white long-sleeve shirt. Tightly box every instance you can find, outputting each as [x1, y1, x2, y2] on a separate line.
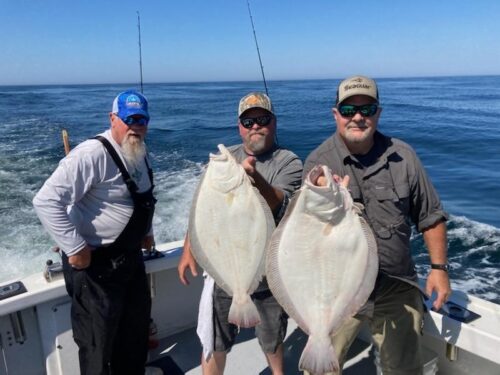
[33, 130, 153, 256]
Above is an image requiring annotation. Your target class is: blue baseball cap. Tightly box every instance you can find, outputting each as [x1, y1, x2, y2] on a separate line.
[112, 90, 150, 122]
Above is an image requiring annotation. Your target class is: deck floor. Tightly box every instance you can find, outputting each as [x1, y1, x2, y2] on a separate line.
[147, 319, 378, 375]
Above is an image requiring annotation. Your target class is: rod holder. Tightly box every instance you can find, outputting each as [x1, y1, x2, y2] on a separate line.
[446, 342, 458, 361]
[149, 273, 156, 299]
[9, 312, 26, 344]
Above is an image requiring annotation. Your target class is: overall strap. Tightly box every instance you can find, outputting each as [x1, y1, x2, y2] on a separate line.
[144, 156, 154, 186]
[93, 136, 139, 194]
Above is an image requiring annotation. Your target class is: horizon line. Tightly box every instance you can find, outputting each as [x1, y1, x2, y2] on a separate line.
[1, 73, 499, 88]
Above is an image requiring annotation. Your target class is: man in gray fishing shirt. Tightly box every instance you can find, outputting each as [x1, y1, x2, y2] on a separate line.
[303, 76, 451, 375]
[33, 91, 156, 375]
[178, 92, 303, 375]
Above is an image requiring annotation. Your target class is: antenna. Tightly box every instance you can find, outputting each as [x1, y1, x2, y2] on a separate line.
[137, 11, 144, 93]
[246, 0, 269, 96]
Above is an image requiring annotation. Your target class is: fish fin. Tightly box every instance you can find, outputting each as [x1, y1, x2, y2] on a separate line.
[228, 294, 261, 328]
[248, 184, 275, 293]
[352, 202, 365, 215]
[338, 184, 351, 208]
[265, 190, 310, 332]
[344, 216, 379, 317]
[299, 335, 339, 374]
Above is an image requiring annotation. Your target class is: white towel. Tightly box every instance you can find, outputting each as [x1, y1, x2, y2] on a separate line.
[196, 272, 215, 361]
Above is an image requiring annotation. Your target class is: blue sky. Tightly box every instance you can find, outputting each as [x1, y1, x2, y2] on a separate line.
[2, 0, 499, 85]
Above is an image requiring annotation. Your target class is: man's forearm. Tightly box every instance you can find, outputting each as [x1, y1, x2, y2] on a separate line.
[250, 170, 284, 212]
[423, 220, 448, 264]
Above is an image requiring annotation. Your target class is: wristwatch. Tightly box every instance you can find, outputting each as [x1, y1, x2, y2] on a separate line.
[431, 263, 450, 272]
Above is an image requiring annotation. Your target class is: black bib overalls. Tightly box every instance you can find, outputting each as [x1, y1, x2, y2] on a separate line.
[62, 136, 156, 375]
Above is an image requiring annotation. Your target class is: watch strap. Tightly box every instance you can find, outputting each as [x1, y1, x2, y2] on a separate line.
[431, 263, 449, 272]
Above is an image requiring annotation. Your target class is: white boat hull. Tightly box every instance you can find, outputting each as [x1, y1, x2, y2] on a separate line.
[1, 240, 499, 374]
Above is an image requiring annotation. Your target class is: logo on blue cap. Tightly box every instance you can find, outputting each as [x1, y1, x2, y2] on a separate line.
[112, 90, 150, 122]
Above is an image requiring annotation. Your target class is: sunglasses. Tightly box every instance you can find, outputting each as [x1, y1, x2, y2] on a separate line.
[120, 115, 149, 126]
[240, 115, 273, 129]
[337, 104, 378, 118]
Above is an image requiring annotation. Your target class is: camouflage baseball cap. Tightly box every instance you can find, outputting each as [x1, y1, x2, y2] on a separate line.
[238, 92, 274, 117]
[336, 75, 379, 105]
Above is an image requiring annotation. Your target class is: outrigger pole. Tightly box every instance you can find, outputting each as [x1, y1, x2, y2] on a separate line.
[246, 0, 269, 96]
[137, 11, 144, 94]
[62, 129, 70, 155]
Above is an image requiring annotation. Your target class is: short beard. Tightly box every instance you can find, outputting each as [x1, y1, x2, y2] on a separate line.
[343, 124, 374, 144]
[243, 132, 268, 154]
[121, 134, 146, 168]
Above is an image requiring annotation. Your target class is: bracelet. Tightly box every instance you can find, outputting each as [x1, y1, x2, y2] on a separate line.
[431, 263, 449, 272]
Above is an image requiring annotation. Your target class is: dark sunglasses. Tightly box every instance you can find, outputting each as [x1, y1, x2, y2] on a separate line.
[337, 104, 378, 118]
[240, 115, 273, 129]
[121, 115, 149, 126]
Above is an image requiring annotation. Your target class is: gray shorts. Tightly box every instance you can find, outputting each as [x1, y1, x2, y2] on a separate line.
[212, 284, 288, 353]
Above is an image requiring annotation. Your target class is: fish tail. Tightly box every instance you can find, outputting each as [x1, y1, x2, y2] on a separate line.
[228, 294, 261, 328]
[299, 335, 339, 375]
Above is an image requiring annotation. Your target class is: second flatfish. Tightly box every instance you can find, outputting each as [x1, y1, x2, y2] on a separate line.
[266, 165, 378, 374]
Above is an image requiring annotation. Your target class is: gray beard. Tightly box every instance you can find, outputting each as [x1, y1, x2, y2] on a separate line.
[344, 125, 374, 144]
[121, 135, 146, 169]
[244, 132, 267, 154]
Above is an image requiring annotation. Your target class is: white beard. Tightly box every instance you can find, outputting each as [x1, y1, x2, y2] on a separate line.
[121, 134, 146, 169]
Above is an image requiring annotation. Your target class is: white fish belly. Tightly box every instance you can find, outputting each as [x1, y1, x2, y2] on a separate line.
[267, 190, 378, 337]
[266, 167, 378, 373]
[191, 178, 271, 296]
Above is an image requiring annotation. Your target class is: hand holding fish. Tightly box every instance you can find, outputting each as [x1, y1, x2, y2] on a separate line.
[241, 155, 257, 176]
[178, 234, 199, 286]
[241, 155, 284, 212]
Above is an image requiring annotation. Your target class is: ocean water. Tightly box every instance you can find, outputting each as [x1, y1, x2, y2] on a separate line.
[0, 76, 499, 304]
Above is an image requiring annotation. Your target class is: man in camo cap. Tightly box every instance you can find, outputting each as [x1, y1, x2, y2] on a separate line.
[179, 92, 303, 375]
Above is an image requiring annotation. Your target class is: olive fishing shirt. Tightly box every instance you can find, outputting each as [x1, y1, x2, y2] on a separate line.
[303, 131, 448, 282]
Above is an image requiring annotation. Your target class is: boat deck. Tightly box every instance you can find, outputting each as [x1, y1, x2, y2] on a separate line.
[147, 319, 378, 375]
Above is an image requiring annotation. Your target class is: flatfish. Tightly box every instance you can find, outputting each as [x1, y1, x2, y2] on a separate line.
[266, 165, 378, 374]
[189, 144, 275, 328]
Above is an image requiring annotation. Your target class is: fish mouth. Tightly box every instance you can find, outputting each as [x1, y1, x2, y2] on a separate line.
[306, 165, 334, 187]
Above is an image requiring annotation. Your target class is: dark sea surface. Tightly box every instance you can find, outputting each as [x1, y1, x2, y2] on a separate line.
[0, 76, 499, 303]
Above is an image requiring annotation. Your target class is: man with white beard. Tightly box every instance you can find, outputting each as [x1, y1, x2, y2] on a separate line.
[33, 90, 157, 375]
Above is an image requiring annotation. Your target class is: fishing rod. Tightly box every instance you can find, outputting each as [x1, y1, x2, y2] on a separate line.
[246, 0, 269, 96]
[137, 11, 144, 93]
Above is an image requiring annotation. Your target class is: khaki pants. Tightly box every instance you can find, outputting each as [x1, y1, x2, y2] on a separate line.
[304, 276, 424, 375]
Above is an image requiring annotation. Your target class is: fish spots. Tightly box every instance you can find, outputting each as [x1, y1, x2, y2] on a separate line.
[226, 192, 235, 205]
[322, 223, 333, 236]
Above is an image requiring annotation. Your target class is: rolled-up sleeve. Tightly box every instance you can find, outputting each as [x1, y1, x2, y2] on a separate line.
[409, 153, 448, 232]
